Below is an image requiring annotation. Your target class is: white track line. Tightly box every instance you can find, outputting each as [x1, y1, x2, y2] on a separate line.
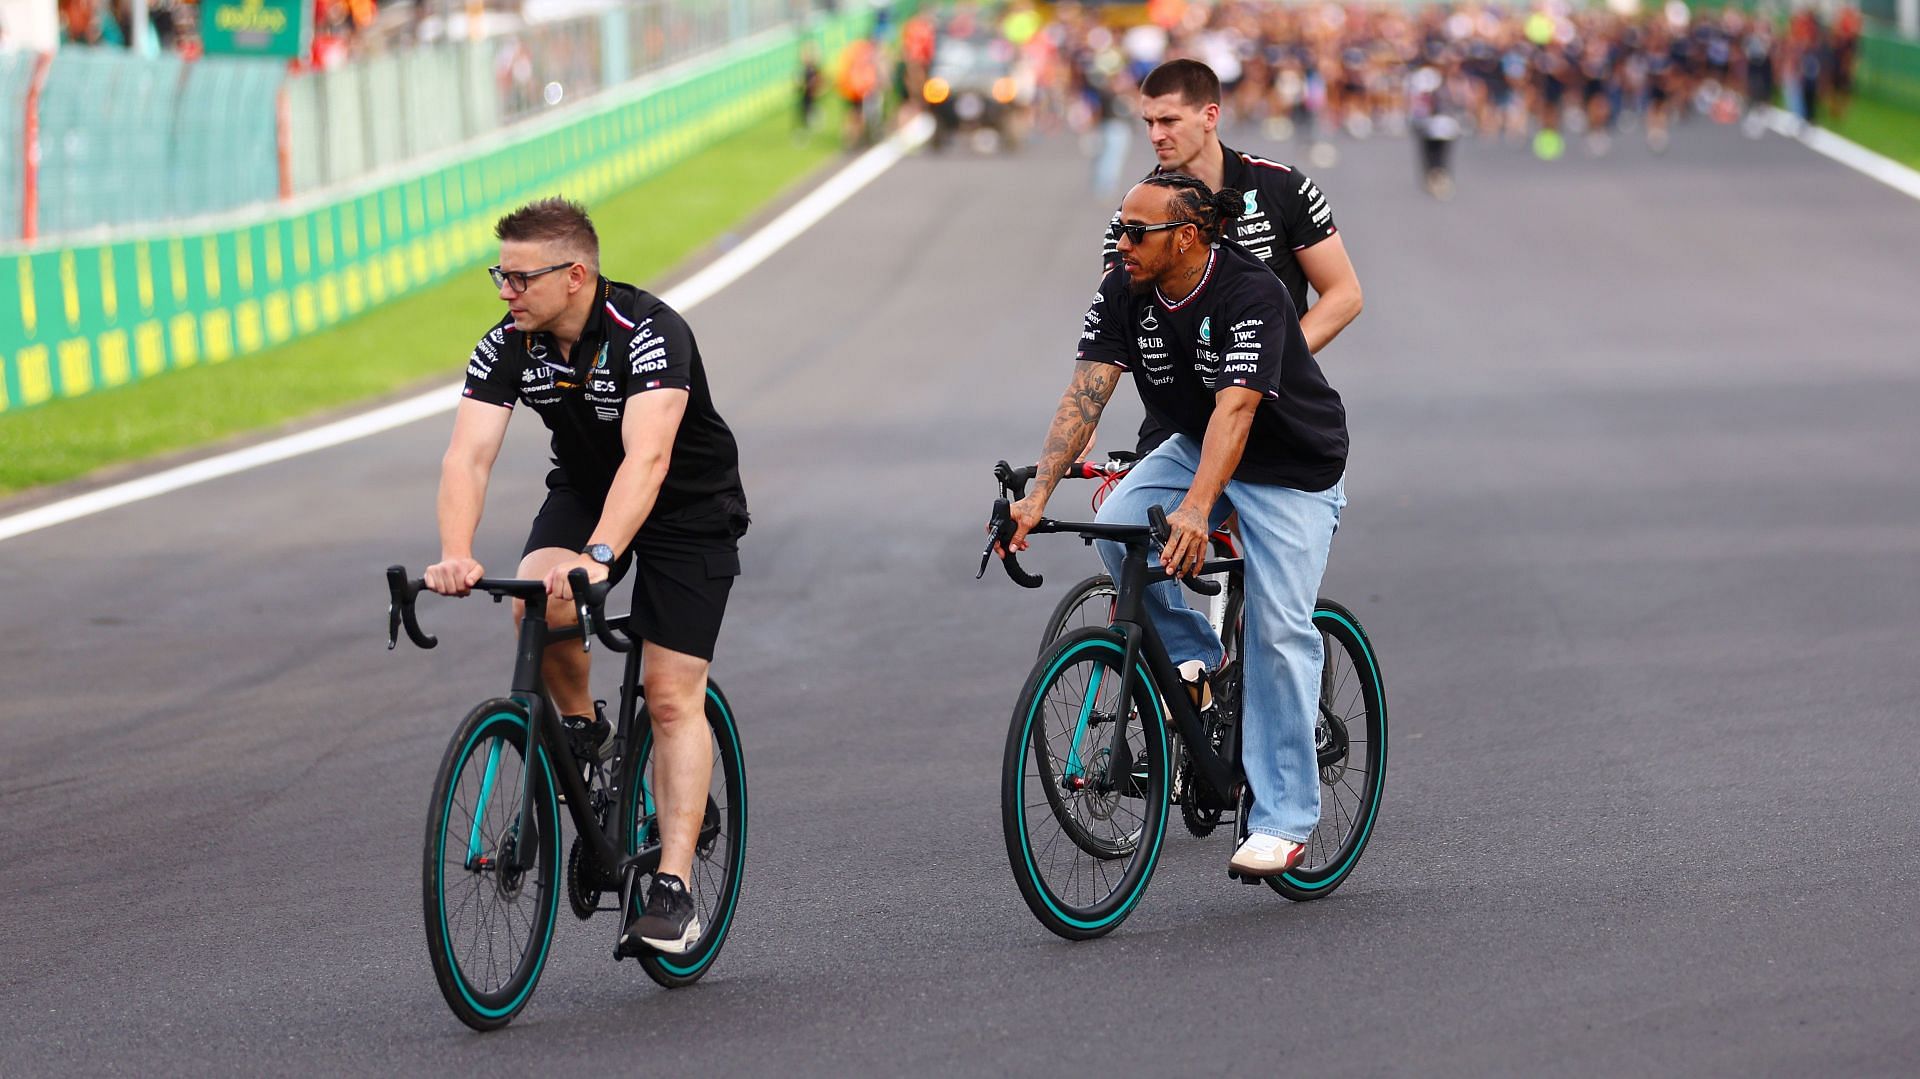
[0, 115, 934, 544]
[1764, 106, 1920, 203]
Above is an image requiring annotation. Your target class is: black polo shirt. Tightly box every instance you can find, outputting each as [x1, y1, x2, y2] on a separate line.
[462, 277, 748, 534]
[1101, 141, 1339, 316]
[1076, 241, 1346, 491]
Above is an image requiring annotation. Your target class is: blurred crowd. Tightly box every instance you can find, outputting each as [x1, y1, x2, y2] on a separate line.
[875, 1, 1872, 166]
[51, 0, 384, 66]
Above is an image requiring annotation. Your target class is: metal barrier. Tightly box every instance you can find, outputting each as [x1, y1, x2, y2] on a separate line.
[5, 49, 287, 242]
[4, 0, 821, 243]
[0, 9, 881, 414]
[1860, 28, 1920, 112]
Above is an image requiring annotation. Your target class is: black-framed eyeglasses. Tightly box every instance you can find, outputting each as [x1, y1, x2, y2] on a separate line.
[1114, 220, 1191, 245]
[488, 262, 574, 293]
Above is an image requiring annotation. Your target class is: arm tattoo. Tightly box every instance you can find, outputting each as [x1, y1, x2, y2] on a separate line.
[1036, 362, 1122, 495]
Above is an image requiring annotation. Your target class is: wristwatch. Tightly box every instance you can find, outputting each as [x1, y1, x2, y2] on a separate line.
[585, 543, 617, 567]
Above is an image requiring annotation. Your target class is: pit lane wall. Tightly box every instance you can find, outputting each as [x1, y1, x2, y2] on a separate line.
[0, 13, 874, 415]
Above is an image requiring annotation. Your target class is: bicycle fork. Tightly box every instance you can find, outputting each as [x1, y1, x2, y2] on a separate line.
[1062, 551, 1155, 796]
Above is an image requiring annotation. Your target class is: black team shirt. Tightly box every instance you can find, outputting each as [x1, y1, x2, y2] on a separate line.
[1076, 240, 1347, 491]
[462, 277, 748, 535]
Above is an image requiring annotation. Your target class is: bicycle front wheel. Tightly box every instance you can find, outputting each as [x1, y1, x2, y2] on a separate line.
[1269, 601, 1388, 901]
[620, 681, 747, 988]
[422, 700, 560, 1031]
[1037, 574, 1118, 655]
[1003, 628, 1170, 940]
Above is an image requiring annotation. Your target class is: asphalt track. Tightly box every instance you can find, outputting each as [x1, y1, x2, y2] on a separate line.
[3, 117, 1919, 1076]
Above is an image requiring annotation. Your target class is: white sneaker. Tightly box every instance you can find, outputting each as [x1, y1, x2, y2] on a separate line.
[1176, 660, 1213, 711]
[1229, 834, 1307, 877]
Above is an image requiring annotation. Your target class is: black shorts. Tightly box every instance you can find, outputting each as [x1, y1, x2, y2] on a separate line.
[523, 481, 741, 662]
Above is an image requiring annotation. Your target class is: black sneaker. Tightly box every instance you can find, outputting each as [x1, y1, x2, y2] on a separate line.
[621, 874, 701, 955]
[558, 702, 612, 805]
[563, 701, 614, 764]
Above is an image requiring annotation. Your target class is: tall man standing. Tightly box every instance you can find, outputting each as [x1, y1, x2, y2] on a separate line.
[424, 197, 749, 955]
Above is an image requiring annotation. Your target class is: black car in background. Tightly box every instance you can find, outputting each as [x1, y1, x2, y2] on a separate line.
[923, 21, 1032, 151]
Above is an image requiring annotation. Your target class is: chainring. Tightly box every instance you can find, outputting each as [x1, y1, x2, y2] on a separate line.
[565, 790, 616, 920]
[566, 837, 601, 920]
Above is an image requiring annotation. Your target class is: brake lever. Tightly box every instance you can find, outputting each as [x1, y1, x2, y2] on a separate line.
[385, 565, 438, 650]
[977, 501, 1004, 580]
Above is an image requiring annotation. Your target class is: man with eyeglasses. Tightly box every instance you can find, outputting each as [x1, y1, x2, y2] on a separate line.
[1003, 173, 1348, 878]
[423, 196, 748, 956]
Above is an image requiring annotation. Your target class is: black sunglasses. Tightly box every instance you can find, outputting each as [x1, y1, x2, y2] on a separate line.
[1113, 220, 1192, 245]
[488, 261, 574, 293]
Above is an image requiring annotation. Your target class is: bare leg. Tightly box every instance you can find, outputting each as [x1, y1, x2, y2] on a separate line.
[641, 641, 713, 884]
[514, 547, 593, 718]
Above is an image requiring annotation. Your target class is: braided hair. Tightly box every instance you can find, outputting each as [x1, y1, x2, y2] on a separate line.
[1137, 173, 1244, 246]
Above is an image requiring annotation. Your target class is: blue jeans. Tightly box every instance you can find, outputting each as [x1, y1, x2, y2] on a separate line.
[1093, 435, 1345, 843]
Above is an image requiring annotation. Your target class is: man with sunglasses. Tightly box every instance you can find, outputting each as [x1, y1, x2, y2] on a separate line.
[1101, 59, 1363, 458]
[1005, 173, 1348, 879]
[424, 197, 748, 956]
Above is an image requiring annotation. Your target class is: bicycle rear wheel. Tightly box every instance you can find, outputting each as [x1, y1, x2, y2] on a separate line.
[1004, 628, 1170, 940]
[1268, 601, 1388, 901]
[422, 700, 560, 1031]
[620, 682, 747, 988]
[1037, 574, 1118, 655]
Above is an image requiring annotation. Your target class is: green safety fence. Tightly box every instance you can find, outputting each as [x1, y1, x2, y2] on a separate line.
[1860, 29, 1920, 114]
[0, 14, 875, 415]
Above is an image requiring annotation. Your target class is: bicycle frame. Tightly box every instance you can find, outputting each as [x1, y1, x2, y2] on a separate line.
[1067, 538, 1247, 812]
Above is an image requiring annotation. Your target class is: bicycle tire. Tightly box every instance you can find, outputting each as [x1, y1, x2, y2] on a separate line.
[1003, 628, 1170, 940]
[422, 699, 561, 1031]
[1267, 601, 1388, 901]
[1037, 574, 1119, 655]
[619, 681, 748, 989]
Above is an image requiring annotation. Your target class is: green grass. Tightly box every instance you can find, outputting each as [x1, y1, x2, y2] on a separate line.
[1825, 93, 1920, 170]
[0, 106, 848, 496]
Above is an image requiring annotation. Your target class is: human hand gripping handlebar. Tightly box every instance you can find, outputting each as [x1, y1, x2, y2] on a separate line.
[980, 499, 1046, 589]
[1146, 506, 1220, 597]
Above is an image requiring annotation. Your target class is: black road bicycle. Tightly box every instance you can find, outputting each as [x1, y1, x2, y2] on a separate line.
[978, 493, 1387, 940]
[386, 566, 746, 1030]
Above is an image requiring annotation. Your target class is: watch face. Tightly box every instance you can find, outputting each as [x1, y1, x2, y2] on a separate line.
[588, 544, 616, 565]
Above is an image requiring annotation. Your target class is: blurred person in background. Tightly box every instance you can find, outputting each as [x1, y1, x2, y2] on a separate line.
[1101, 58, 1361, 459]
[798, 43, 823, 137]
[1784, 8, 1824, 126]
[1089, 62, 1137, 198]
[1408, 51, 1460, 198]
[1741, 15, 1777, 136]
[835, 32, 882, 148]
[1828, 6, 1861, 125]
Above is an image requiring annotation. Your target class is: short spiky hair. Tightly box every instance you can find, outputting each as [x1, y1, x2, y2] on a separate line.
[494, 197, 600, 268]
[1140, 59, 1221, 107]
